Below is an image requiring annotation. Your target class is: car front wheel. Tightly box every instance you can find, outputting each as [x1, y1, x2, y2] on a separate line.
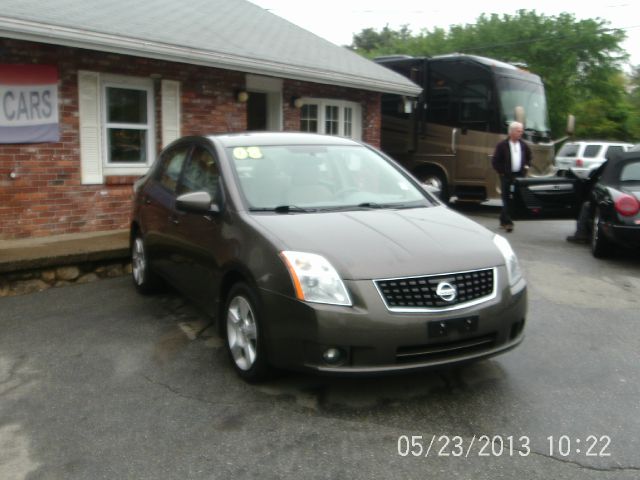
[131, 234, 161, 293]
[224, 283, 270, 382]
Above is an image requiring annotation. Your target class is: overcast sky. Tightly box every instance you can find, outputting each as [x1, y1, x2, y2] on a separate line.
[251, 1, 640, 68]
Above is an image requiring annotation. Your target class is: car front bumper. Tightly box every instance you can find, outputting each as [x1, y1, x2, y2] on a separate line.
[259, 268, 527, 375]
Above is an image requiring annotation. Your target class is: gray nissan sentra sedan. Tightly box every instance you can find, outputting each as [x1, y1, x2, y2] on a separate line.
[130, 132, 527, 381]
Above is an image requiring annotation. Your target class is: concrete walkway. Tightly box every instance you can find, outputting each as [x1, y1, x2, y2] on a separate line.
[0, 229, 130, 274]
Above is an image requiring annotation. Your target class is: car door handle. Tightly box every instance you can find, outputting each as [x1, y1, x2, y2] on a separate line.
[169, 215, 180, 225]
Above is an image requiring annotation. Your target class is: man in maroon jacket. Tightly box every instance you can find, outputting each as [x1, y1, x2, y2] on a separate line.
[491, 121, 532, 232]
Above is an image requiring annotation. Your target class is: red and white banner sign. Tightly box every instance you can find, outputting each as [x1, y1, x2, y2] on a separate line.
[0, 65, 60, 143]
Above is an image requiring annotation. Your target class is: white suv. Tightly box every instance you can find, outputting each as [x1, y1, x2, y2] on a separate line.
[555, 141, 633, 178]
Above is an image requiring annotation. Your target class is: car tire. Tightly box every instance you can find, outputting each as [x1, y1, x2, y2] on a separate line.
[223, 282, 270, 382]
[131, 233, 162, 294]
[591, 208, 612, 258]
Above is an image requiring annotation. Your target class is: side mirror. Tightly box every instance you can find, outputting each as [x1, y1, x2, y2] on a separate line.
[403, 97, 414, 114]
[176, 191, 220, 214]
[566, 114, 575, 135]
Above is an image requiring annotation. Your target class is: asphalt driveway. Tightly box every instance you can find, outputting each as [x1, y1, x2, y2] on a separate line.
[1, 212, 640, 480]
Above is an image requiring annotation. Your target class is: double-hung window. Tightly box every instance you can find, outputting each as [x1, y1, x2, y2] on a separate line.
[78, 71, 180, 184]
[299, 99, 362, 140]
[103, 82, 154, 166]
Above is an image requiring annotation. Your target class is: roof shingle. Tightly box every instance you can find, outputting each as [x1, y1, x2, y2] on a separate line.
[0, 0, 421, 95]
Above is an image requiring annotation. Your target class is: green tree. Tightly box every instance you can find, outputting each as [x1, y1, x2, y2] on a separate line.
[351, 10, 629, 140]
[572, 72, 630, 140]
[625, 66, 640, 141]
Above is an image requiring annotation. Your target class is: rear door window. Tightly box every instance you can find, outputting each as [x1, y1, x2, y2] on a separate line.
[605, 145, 625, 160]
[583, 145, 602, 158]
[178, 146, 220, 198]
[557, 144, 579, 157]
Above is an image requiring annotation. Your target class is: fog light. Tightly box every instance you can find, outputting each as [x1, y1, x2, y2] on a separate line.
[322, 348, 342, 365]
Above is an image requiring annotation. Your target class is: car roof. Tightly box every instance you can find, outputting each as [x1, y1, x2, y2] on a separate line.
[601, 150, 640, 184]
[563, 140, 633, 147]
[205, 132, 363, 148]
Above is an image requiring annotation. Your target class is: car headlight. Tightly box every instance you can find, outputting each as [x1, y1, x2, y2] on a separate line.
[280, 251, 352, 306]
[493, 235, 523, 287]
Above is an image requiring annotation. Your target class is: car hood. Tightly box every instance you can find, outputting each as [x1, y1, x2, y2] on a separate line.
[249, 206, 504, 280]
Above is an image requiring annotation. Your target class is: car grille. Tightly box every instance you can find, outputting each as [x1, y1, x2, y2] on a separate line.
[374, 268, 495, 311]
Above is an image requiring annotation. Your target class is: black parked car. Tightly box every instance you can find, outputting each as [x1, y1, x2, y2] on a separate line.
[588, 151, 640, 257]
[130, 133, 527, 381]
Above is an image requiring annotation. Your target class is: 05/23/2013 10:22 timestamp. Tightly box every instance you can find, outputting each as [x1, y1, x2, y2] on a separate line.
[397, 434, 612, 458]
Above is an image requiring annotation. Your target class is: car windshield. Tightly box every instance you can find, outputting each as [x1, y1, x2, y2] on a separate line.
[227, 144, 431, 211]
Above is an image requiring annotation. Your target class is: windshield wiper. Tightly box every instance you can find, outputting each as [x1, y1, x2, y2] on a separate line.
[273, 205, 317, 213]
[251, 203, 424, 213]
[357, 202, 423, 210]
[357, 202, 385, 209]
[316, 202, 389, 211]
[525, 127, 552, 136]
[248, 205, 316, 213]
[250, 206, 314, 213]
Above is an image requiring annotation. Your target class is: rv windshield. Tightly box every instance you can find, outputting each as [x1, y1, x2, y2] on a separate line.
[497, 76, 550, 136]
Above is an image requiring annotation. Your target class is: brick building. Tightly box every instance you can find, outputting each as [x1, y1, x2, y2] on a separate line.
[0, 0, 420, 240]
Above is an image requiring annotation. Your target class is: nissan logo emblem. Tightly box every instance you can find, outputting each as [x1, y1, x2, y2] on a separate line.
[436, 282, 457, 302]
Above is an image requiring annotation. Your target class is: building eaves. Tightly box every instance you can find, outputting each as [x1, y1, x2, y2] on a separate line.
[0, 1, 421, 97]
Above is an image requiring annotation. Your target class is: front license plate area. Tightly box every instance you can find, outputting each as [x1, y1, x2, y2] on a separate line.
[428, 316, 479, 338]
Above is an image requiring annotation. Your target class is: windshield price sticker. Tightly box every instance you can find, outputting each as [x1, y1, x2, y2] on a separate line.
[233, 147, 263, 160]
[397, 434, 612, 458]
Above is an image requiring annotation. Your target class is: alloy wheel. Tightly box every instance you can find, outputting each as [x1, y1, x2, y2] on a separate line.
[132, 237, 146, 286]
[226, 295, 258, 371]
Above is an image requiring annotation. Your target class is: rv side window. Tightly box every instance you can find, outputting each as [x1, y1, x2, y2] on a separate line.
[428, 86, 453, 125]
[460, 82, 489, 125]
[381, 94, 410, 120]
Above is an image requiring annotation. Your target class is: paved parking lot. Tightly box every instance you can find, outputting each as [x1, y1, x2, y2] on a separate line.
[1, 209, 639, 479]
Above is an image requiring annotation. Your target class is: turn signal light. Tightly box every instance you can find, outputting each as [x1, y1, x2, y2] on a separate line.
[575, 158, 584, 167]
[615, 194, 640, 216]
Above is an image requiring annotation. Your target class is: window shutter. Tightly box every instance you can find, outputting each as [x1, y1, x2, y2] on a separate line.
[353, 104, 363, 141]
[161, 80, 181, 147]
[78, 71, 103, 184]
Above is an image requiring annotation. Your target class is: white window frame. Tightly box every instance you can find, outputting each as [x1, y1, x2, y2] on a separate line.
[298, 98, 362, 140]
[100, 74, 155, 176]
[79, 71, 181, 184]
